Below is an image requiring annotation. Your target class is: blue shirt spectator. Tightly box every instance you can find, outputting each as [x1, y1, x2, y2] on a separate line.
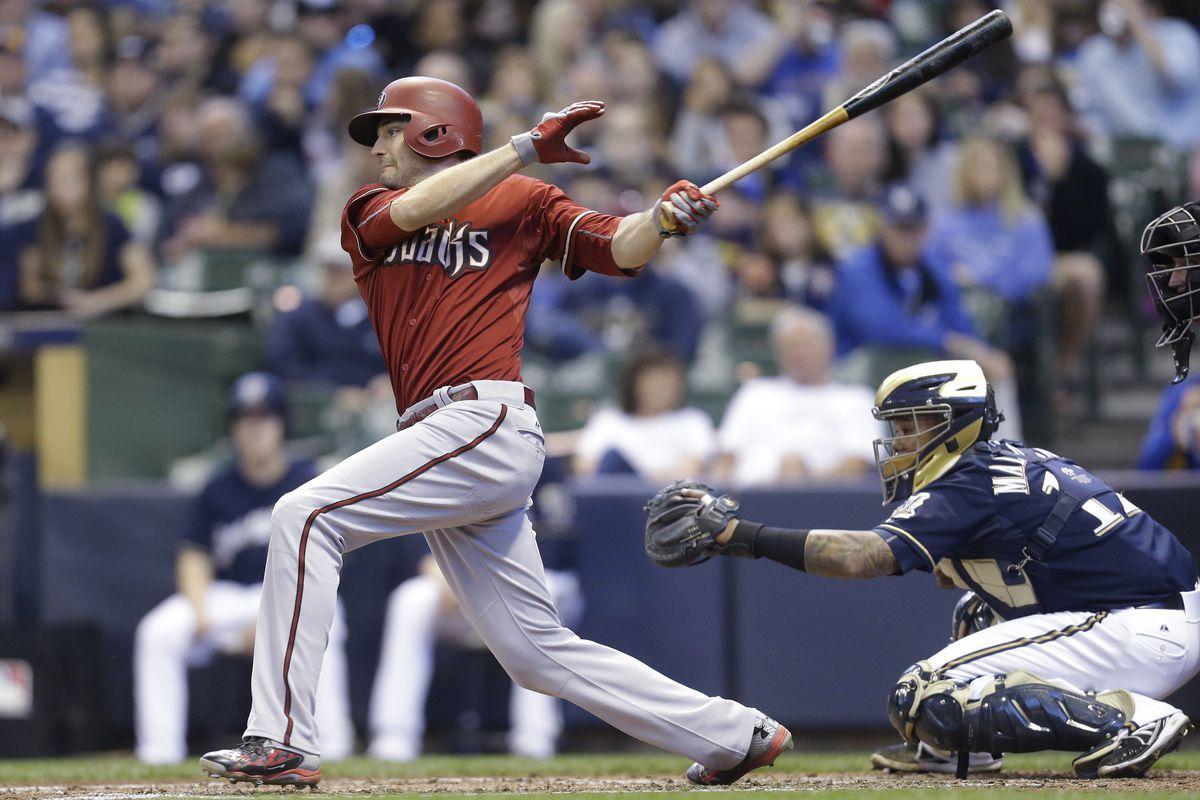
[1138, 378, 1200, 470]
[926, 137, 1054, 303]
[653, 0, 775, 85]
[830, 243, 976, 356]
[1077, 4, 1200, 149]
[265, 238, 385, 388]
[830, 185, 976, 356]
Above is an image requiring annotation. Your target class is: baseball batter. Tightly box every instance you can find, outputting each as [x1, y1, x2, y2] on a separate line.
[200, 77, 791, 787]
[645, 360, 1200, 779]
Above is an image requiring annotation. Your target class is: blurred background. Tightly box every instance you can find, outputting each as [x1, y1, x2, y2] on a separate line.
[3, 0, 1200, 763]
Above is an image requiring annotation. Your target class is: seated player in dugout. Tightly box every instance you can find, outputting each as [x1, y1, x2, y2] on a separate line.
[644, 359, 1200, 779]
[1142, 201, 1200, 384]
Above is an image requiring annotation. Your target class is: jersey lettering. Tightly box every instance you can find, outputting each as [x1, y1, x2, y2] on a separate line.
[989, 454, 1030, 495]
[384, 220, 493, 278]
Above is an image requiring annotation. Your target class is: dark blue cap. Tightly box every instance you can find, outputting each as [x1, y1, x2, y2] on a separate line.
[228, 372, 288, 421]
[880, 184, 928, 227]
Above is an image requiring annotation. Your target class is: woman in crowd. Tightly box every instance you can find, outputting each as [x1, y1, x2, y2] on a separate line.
[19, 142, 155, 317]
[573, 351, 716, 482]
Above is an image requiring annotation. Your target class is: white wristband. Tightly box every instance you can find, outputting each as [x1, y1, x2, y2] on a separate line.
[510, 131, 538, 166]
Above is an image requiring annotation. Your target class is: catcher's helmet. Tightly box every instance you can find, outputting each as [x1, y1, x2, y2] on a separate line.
[348, 76, 483, 158]
[872, 360, 1002, 505]
[1141, 201, 1200, 383]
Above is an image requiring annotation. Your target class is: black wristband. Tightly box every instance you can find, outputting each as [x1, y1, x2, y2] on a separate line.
[755, 525, 810, 572]
[722, 520, 763, 558]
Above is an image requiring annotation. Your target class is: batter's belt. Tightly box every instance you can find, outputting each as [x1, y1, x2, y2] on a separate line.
[396, 381, 536, 431]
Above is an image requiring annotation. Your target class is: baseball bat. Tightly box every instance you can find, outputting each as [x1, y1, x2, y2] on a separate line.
[699, 9, 1013, 196]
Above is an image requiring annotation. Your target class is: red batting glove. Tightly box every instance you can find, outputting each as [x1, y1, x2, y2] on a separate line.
[654, 180, 719, 238]
[510, 101, 605, 165]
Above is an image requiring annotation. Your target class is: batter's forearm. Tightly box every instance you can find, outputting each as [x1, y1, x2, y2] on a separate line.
[611, 209, 662, 269]
[390, 144, 525, 231]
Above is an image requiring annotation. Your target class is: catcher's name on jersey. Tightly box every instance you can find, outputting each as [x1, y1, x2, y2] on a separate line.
[874, 440, 1200, 619]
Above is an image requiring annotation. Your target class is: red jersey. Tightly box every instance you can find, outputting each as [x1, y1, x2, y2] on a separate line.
[340, 174, 635, 412]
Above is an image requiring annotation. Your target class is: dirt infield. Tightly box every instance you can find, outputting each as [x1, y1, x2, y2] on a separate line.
[5, 771, 1200, 799]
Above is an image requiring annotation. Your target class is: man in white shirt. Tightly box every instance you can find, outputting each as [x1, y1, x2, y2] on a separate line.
[715, 307, 878, 486]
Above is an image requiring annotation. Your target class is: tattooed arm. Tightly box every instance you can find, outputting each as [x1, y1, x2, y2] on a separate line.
[715, 520, 898, 578]
[803, 530, 899, 578]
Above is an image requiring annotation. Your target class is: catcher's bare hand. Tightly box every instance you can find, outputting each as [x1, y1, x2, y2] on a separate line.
[644, 479, 741, 568]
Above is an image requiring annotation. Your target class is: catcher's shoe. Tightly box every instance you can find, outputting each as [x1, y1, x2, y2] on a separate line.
[871, 741, 1003, 774]
[199, 736, 321, 787]
[684, 715, 793, 786]
[1073, 711, 1191, 779]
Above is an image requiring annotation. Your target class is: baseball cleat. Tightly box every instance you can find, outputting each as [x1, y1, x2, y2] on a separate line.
[199, 736, 321, 787]
[1073, 711, 1191, 778]
[871, 741, 1003, 774]
[684, 715, 793, 786]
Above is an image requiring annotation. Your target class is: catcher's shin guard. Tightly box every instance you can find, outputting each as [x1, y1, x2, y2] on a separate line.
[888, 668, 1131, 759]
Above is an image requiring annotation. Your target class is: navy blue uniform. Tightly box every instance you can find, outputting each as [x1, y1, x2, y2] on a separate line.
[181, 460, 318, 585]
[874, 440, 1199, 620]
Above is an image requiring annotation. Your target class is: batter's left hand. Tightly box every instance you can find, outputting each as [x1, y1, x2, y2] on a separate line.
[655, 180, 718, 238]
[511, 101, 605, 165]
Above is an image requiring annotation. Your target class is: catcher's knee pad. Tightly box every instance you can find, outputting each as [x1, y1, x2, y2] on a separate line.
[891, 668, 1132, 756]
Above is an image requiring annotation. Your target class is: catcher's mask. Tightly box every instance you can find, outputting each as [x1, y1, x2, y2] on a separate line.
[1141, 201, 1200, 383]
[872, 360, 1002, 505]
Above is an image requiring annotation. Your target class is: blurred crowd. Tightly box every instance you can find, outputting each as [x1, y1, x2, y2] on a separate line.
[4, 0, 1200, 478]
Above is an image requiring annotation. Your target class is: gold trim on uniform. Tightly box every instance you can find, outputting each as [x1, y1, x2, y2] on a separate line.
[913, 417, 983, 492]
[878, 522, 936, 570]
[936, 611, 1109, 674]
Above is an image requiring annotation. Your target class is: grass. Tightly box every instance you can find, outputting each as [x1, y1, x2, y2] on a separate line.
[0, 750, 1198, 798]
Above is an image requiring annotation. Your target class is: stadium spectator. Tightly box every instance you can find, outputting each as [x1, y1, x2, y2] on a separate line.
[264, 235, 385, 389]
[1017, 78, 1110, 390]
[96, 141, 160, 246]
[18, 142, 154, 316]
[370, 555, 582, 761]
[240, 32, 316, 169]
[159, 98, 312, 262]
[669, 58, 737, 180]
[714, 307, 877, 486]
[754, 0, 840, 126]
[821, 19, 897, 112]
[133, 373, 352, 765]
[882, 89, 957, 213]
[653, 0, 776, 86]
[756, 190, 836, 309]
[27, 4, 112, 145]
[1077, 0, 1200, 148]
[809, 117, 889, 257]
[573, 351, 716, 480]
[926, 135, 1054, 332]
[294, 0, 384, 109]
[106, 36, 162, 162]
[0, 97, 41, 311]
[1138, 378, 1200, 470]
[1, 0, 70, 87]
[829, 186, 997, 366]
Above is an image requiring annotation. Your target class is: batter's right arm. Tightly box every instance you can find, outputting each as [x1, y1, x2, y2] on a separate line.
[391, 101, 606, 232]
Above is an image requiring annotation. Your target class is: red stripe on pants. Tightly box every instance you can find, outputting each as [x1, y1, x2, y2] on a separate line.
[281, 406, 508, 745]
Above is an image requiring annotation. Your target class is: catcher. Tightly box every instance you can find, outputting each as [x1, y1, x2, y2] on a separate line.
[645, 359, 1200, 778]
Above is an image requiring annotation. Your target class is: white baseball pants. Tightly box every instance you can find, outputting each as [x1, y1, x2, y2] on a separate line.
[368, 567, 583, 760]
[920, 586, 1200, 728]
[134, 581, 353, 764]
[244, 381, 757, 767]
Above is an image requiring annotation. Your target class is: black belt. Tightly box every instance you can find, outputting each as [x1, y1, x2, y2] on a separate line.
[397, 385, 535, 431]
[1136, 595, 1185, 611]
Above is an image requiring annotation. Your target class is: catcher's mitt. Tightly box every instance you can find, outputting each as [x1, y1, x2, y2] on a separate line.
[643, 479, 741, 568]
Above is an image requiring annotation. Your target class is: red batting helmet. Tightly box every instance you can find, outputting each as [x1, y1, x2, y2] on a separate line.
[348, 77, 483, 158]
